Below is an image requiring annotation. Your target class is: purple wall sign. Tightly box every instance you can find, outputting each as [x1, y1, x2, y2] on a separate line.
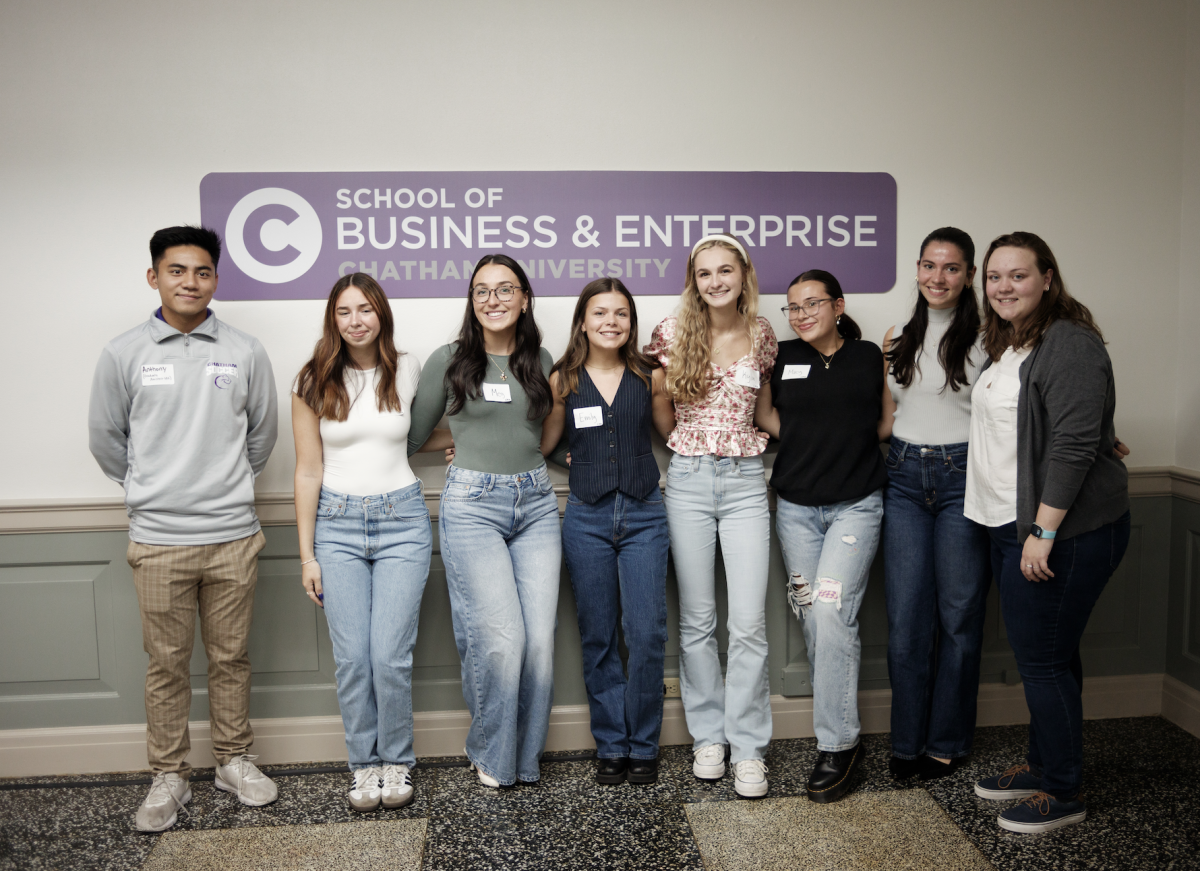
[199, 171, 896, 301]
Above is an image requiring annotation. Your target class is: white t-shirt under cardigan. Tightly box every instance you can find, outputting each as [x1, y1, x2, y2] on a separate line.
[964, 345, 1031, 527]
[315, 356, 421, 497]
[886, 306, 984, 446]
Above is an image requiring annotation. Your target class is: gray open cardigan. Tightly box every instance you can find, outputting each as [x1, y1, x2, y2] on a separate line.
[980, 319, 1129, 542]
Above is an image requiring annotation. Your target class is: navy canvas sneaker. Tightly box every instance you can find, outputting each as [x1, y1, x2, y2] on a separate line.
[974, 763, 1042, 800]
[997, 792, 1087, 833]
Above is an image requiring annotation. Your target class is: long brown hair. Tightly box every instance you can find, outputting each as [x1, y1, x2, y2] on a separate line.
[981, 231, 1103, 361]
[551, 278, 657, 398]
[667, 236, 762, 404]
[295, 274, 403, 421]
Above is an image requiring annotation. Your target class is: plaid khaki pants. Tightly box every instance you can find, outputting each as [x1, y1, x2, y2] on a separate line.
[127, 531, 266, 777]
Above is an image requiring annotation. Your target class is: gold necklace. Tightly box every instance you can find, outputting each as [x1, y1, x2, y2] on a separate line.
[816, 339, 843, 370]
[487, 354, 509, 382]
[586, 363, 624, 372]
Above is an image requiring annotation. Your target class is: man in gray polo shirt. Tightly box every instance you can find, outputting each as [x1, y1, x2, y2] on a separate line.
[88, 226, 279, 831]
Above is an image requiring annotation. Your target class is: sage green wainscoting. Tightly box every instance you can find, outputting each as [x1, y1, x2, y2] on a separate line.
[0, 495, 1176, 731]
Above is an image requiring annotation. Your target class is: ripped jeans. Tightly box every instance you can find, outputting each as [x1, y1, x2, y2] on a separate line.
[775, 490, 883, 752]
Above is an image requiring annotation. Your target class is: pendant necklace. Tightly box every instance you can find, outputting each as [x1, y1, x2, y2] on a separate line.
[817, 339, 842, 370]
[488, 354, 509, 381]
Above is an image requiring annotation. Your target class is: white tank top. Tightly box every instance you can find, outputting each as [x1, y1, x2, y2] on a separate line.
[317, 356, 421, 496]
[886, 306, 983, 446]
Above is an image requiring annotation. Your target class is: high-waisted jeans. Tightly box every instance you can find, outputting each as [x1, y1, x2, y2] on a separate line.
[664, 454, 772, 764]
[439, 463, 562, 785]
[883, 440, 991, 760]
[563, 489, 669, 760]
[776, 489, 883, 752]
[990, 511, 1131, 800]
[314, 480, 432, 770]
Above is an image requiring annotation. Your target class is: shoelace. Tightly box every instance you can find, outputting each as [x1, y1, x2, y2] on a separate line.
[382, 765, 411, 791]
[353, 767, 383, 794]
[997, 763, 1031, 789]
[735, 759, 768, 780]
[225, 754, 265, 804]
[1017, 791, 1054, 816]
[145, 773, 190, 822]
[695, 746, 725, 765]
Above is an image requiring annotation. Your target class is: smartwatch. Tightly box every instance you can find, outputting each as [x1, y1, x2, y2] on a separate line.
[1031, 523, 1057, 540]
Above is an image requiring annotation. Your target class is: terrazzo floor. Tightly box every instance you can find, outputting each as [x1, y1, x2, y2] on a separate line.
[2, 716, 1198, 871]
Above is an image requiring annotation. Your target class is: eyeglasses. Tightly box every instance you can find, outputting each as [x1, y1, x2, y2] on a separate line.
[781, 298, 835, 317]
[471, 283, 520, 303]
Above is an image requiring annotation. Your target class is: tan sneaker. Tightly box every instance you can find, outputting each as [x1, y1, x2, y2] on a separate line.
[135, 772, 191, 832]
[380, 764, 414, 808]
[214, 754, 278, 807]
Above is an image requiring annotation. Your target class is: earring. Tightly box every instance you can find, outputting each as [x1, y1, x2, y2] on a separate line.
[522, 307, 527, 314]
[836, 315, 842, 325]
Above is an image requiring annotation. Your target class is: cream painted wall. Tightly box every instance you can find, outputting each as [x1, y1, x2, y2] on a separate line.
[0, 0, 1191, 500]
[1176, 0, 1200, 471]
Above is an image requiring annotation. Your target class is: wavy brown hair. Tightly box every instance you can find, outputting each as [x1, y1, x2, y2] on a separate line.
[666, 236, 762, 404]
[551, 278, 656, 398]
[981, 231, 1103, 361]
[295, 274, 403, 421]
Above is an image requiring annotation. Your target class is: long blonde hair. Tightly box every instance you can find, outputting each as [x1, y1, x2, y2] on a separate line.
[665, 236, 761, 404]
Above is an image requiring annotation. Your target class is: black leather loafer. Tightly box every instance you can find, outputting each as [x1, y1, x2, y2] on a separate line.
[628, 758, 658, 784]
[917, 755, 962, 781]
[807, 742, 862, 803]
[889, 755, 921, 780]
[597, 757, 629, 785]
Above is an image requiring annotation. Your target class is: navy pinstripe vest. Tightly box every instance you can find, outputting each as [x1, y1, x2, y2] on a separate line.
[564, 367, 659, 503]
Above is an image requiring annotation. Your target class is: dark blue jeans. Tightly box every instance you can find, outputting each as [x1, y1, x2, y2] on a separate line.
[563, 489, 670, 760]
[883, 440, 990, 760]
[990, 511, 1131, 800]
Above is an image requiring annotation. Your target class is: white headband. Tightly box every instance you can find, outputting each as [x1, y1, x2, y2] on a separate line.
[690, 234, 748, 263]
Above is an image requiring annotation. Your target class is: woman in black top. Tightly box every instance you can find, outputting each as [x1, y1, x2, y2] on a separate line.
[541, 278, 676, 785]
[756, 269, 888, 804]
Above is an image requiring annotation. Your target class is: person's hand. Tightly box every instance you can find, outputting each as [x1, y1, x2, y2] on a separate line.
[566, 452, 571, 467]
[1113, 437, 1130, 460]
[302, 560, 324, 607]
[1021, 536, 1055, 582]
[445, 447, 455, 465]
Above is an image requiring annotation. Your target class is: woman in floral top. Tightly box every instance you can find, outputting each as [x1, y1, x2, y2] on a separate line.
[644, 234, 778, 798]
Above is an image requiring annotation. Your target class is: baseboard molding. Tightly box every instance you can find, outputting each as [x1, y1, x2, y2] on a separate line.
[0, 673, 1170, 779]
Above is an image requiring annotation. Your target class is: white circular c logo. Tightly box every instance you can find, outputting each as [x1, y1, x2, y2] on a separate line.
[225, 188, 322, 284]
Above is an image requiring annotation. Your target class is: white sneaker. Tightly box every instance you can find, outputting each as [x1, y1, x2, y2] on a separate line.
[466, 748, 500, 788]
[733, 759, 769, 798]
[693, 744, 727, 780]
[349, 767, 382, 812]
[214, 754, 278, 807]
[135, 772, 192, 832]
[381, 764, 414, 808]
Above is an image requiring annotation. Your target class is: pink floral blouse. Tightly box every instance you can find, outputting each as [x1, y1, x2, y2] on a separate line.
[645, 315, 778, 457]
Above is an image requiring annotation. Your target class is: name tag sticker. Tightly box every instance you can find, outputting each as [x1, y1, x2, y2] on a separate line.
[573, 406, 604, 428]
[733, 367, 760, 389]
[782, 364, 811, 380]
[483, 382, 512, 403]
[141, 364, 175, 386]
[206, 363, 238, 377]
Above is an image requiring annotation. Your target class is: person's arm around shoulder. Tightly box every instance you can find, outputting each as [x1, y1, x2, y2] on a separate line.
[292, 393, 324, 608]
[246, 339, 279, 476]
[879, 326, 897, 442]
[88, 346, 132, 483]
[651, 367, 676, 442]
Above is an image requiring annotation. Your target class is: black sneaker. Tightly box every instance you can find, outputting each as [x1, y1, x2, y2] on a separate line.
[998, 792, 1086, 833]
[596, 758, 629, 785]
[974, 763, 1042, 800]
[806, 742, 861, 804]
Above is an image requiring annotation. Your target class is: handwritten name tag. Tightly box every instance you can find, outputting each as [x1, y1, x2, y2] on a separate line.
[781, 365, 811, 380]
[141, 364, 175, 386]
[573, 406, 604, 428]
[733, 367, 760, 388]
[483, 383, 512, 403]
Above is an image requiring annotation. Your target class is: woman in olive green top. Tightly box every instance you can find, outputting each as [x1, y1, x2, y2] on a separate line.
[407, 254, 558, 788]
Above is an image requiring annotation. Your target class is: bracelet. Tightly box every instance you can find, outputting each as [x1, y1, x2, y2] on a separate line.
[301, 558, 318, 566]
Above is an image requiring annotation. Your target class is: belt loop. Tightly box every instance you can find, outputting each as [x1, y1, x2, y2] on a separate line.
[941, 444, 951, 463]
[895, 439, 907, 462]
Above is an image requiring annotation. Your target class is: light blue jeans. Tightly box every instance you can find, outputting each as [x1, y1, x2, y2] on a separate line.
[775, 489, 883, 752]
[664, 454, 772, 763]
[314, 480, 432, 770]
[439, 463, 562, 785]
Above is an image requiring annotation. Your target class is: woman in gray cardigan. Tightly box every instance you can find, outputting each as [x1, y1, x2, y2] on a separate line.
[963, 232, 1129, 835]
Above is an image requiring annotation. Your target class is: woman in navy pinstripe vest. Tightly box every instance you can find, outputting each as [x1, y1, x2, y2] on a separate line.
[541, 278, 676, 785]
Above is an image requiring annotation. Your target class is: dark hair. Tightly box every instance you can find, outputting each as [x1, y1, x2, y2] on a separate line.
[150, 226, 222, 269]
[886, 227, 981, 393]
[446, 254, 552, 419]
[789, 269, 862, 341]
[295, 274, 403, 421]
[550, 278, 657, 398]
[980, 231, 1103, 360]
